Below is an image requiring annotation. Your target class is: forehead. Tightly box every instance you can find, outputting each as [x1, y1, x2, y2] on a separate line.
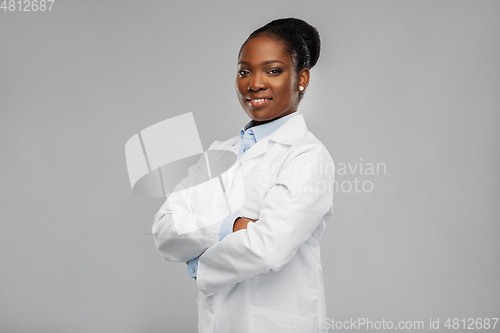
[238, 35, 293, 66]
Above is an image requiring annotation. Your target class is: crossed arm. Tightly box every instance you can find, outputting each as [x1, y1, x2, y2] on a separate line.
[153, 144, 334, 295]
[183, 217, 257, 265]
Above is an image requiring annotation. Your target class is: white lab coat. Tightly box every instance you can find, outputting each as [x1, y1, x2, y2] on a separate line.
[152, 113, 335, 333]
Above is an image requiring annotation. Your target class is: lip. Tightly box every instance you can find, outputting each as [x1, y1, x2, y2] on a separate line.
[246, 96, 273, 108]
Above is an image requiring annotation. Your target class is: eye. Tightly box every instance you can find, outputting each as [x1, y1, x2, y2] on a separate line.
[268, 68, 283, 75]
[238, 69, 250, 77]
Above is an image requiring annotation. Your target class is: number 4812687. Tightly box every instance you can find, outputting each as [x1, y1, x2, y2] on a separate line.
[444, 318, 498, 330]
[1, 0, 55, 11]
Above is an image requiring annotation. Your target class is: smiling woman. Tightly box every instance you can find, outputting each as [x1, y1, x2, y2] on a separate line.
[236, 36, 302, 124]
[235, 18, 320, 126]
[152, 18, 335, 333]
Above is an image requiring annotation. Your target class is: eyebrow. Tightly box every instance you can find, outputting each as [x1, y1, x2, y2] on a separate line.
[238, 60, 286, 66]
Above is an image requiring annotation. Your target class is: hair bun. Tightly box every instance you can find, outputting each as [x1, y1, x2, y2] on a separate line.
[265, 17, 321, 69]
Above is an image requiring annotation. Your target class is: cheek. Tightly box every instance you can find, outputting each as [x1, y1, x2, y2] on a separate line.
[235, 80, 245, 96]
[277, 78, 295, 99]
[282, 73, 296, 90]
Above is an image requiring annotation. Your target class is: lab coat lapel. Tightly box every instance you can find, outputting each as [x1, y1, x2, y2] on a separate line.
[207, 136, 239, 176]
[205, 136, 240, 194]
[237, 113, 308, 165]
[237, 137, 269, 164]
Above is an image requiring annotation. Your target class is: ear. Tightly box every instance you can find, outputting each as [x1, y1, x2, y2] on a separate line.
[298, 68, 310, 91]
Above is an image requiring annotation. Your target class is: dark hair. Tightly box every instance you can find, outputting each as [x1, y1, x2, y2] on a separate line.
[239, 17, 321, 103]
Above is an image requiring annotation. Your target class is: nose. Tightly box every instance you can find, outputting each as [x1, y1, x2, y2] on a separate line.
[247, 72, 267, 91]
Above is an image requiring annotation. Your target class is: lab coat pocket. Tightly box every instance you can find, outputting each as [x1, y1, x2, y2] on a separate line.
[249, 304, 318, 333]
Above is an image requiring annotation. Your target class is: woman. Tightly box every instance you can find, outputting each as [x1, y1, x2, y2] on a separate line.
[152, 18, 335, 333]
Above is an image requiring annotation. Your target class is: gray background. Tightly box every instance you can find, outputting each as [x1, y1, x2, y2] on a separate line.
[1, 0, 499, 332]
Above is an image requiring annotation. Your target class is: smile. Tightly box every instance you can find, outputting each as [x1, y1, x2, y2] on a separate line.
[247, 98, 272, 107]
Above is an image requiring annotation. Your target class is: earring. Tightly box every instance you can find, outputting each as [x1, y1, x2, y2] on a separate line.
[299, 86, 304, 92]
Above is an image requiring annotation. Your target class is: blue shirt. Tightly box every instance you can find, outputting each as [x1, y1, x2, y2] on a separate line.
[187, 112, 299, 279]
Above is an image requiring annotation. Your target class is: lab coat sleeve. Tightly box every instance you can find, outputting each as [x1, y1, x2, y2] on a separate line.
[196, 144, 335, 296]
[185, 211, 241, 280]
[152, 143, 232, 263]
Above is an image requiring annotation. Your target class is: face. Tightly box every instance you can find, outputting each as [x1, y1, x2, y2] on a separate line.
[236, 34, 309, 126]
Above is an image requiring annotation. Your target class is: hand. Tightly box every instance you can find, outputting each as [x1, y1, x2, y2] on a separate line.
[233, 217, 258, 232]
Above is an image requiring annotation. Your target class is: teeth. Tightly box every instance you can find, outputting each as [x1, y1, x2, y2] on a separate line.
[251, 98, 270, 102]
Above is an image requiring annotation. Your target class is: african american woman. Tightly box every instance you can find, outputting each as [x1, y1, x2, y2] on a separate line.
[153, 18, 335, 333]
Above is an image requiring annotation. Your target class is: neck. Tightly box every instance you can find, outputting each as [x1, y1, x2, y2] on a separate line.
[252, 110, 296, 127]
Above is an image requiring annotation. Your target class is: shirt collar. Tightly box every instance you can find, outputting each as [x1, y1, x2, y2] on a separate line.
[239, 112, 299, 143]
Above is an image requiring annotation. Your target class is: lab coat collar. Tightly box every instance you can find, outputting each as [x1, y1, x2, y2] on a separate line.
[240, 112, 299, 143]
[237, 113, 308, 164]
[267, 113, 308, 145]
